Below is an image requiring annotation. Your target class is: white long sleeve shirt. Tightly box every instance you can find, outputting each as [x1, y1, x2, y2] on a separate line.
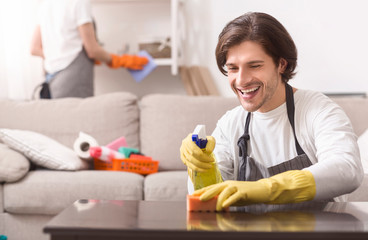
[189, 89, 363, 201]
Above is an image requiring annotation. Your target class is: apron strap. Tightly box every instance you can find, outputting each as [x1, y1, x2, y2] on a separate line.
[237, 112, 251, 157]
[237, 112, 251, 181]
[285, 83, 306, 155]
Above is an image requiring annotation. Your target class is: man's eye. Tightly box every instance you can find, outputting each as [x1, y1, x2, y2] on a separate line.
[227, 67, 238, 71]
[250, 65, 261, 69]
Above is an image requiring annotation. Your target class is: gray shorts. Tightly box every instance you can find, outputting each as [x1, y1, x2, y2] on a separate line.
[48, 48, 94, 98]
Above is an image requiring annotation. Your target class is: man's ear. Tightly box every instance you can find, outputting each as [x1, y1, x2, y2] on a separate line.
[279, 58, 288, 73]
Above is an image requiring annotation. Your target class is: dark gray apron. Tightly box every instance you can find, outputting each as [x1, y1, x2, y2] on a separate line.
[44, 48, 94, 99]
[237, 83, 312, 181]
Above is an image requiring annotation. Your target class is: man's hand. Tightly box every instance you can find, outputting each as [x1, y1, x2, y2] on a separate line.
[180, 134, 222, 189]
[180, 133, 216, 172]
[193, 170, 316, 211]
[108, 54, 148, 70]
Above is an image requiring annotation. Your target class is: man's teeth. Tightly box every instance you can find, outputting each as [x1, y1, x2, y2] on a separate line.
[241, 87, 259, 94]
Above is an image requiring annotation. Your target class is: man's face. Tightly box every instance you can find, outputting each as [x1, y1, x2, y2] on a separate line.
[226, 41, 286, 113]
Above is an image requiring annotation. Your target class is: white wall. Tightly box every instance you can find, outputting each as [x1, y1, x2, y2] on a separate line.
[0, 0, 44, 99]
[187, 0, 368, 97]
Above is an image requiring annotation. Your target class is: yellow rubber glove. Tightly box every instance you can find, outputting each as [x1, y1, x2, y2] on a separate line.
[193, 170, 316, 211]
[180, 133, 222, 190]
[108, 54, 148, 70]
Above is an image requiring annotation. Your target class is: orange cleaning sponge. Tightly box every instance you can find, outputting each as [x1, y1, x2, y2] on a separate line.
[187, 195, 227, 212]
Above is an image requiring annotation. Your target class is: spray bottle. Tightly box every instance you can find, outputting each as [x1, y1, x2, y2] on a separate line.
[191, 125, 222, 190]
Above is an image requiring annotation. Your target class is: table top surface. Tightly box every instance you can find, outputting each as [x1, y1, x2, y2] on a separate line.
[44, 199, 368, 236]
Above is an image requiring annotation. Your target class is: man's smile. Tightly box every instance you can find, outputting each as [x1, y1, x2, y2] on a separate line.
[237, 86, 261, 99]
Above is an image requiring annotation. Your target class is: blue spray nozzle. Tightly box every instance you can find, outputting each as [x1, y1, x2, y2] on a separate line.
[192, 134, 208, 149]
[192, 125, 207, 149]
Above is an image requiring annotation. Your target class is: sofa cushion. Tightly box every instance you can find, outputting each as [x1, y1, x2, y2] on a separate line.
[0, 129, 88, 170]
[0, 143, 30, 183]
[2, 214, 51, 240]
[144, 171, 188, 201]
[3, 170, 144, 215]
[0, 92, 139, 149]
[140, 94, 238, 171]
[331, 97, 368, 136]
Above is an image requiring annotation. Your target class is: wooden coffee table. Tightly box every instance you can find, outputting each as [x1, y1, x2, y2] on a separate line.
[44, 199, 368, 240]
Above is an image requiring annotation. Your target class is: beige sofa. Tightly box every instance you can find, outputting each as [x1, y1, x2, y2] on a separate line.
[0, 92, 367, 240]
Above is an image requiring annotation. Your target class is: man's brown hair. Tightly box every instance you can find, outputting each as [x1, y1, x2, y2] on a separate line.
[215, 12, 297, 82]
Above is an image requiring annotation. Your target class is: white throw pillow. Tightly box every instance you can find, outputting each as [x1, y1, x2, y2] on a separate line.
[0, 129, 88, 170]
[357, 129, 368, 174]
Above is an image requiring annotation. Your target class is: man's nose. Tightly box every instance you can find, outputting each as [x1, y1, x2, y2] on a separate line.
[236, 68, 252, 85]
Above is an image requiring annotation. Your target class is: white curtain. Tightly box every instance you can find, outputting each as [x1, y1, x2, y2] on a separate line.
[0, 0, 44, 100]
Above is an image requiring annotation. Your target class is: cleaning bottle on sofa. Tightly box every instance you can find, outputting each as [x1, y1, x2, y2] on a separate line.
[191, 125, 222, 190]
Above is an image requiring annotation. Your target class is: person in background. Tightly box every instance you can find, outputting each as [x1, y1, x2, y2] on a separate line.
[180, 12, 363, 211]
[30, 0, 148, 99]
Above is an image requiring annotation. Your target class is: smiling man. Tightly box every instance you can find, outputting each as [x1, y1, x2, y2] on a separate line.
[180, 12, 363, 211]
[226, 40, 287, 113]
